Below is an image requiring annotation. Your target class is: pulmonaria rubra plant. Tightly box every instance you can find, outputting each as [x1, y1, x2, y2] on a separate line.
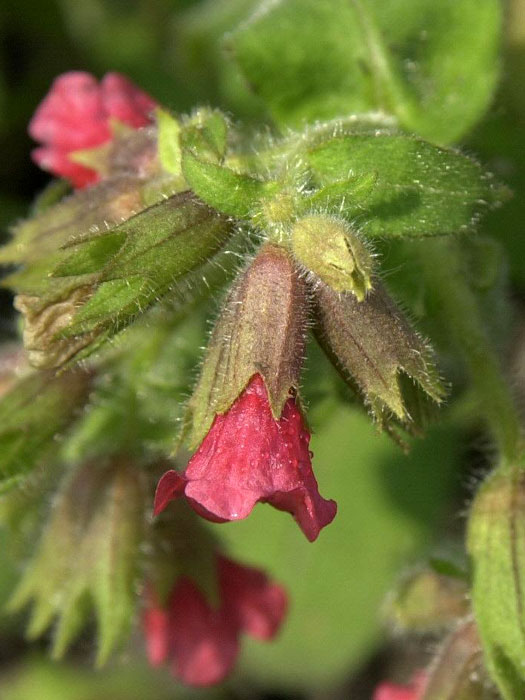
[1, 0, 523, 696]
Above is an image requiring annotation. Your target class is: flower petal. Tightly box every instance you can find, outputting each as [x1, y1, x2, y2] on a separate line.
[169, 578, 239, 687]
[182, 374, 336, 540]
[219, 556, 288, 640]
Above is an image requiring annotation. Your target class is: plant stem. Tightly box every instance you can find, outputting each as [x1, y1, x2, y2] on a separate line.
[417, 237, 521, 463]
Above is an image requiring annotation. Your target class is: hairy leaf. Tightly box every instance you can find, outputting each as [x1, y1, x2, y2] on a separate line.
[230, 0, 501, 143]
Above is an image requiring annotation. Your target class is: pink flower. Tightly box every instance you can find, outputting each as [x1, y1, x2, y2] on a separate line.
[29, 71, 157, 188]
[373, 672, 428, 700]
[154, 374, 336, 541]
[143, 555, 287, 687]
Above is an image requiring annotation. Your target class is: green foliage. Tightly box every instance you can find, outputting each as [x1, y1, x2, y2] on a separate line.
[0, 369, 91, 492]
[303, 124, 501, 238]
[228, 0, 501, 143]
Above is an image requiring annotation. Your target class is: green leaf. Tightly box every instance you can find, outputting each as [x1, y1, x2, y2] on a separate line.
[230, 0, 501, 143]
[220, 403, 460, 688]
[0, 370, 91, 490]
[304, 126, 499, 238]
[181, 148, 279, 217]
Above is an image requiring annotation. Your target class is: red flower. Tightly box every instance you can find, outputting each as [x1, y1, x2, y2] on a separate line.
[143, 555, 287, 687]
[29, 71, 156, 188]
[154, 374, 336, 542]
[373, 672, 428, 700]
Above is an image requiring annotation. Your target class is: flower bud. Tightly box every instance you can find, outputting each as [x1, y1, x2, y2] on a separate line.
[386, 567, 469, 633]
[467, 467, 525, 698]
[311, 278, 444, 428]
[7, 188, 233, 369]
[186, 242, 308, 447]
[291, 214, 374, 300]
[422, 620, 494, 699]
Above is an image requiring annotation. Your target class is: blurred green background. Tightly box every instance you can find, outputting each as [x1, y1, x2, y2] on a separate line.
[0, 0, 524, 698]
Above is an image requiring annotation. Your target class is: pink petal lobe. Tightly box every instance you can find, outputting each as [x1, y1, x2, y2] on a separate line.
[101, 72, 157, 127]
[219, 556, 288, 640]
[143, 605, 170, 667]
[31, 146, 98, 188]
[169, 578, 239, 687]
[153, 470, 187, 516]
[183, 374, 336, 540]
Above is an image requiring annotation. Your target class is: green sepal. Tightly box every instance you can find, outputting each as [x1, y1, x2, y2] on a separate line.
[312, 277, 444, 429]
[8, 458, 147, 666]
[181, 148, 279, 217]
[14, 191, 233, 368]
[185, 243, 307, 449]
[0, 369, 91, 491]
[53, 232, 127, 277]
[291, 215, 374, 300]
[467, 465, 525, 699]
[148, 500, 220, 608]
[386, 566, 468, 633]
[180, 108, 229, 163]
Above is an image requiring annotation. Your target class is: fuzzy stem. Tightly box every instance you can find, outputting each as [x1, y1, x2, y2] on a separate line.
[418, 237, 521, 464]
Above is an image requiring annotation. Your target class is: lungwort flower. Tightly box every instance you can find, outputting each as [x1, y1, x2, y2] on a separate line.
[29, 71, 157, 188]
[143, 555, 287, 687]
[154, 374, 337, 542]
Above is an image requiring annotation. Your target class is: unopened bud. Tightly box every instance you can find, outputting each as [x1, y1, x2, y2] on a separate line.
[292, 215, 374, 300]
[387, 567, 468, 633]
[15, 286, 95, 368]
[422, 620, 495, 700]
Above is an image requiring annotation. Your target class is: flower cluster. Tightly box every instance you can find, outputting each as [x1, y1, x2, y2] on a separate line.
[144, 555, 287, 686]
[22, 70, 446, 689]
